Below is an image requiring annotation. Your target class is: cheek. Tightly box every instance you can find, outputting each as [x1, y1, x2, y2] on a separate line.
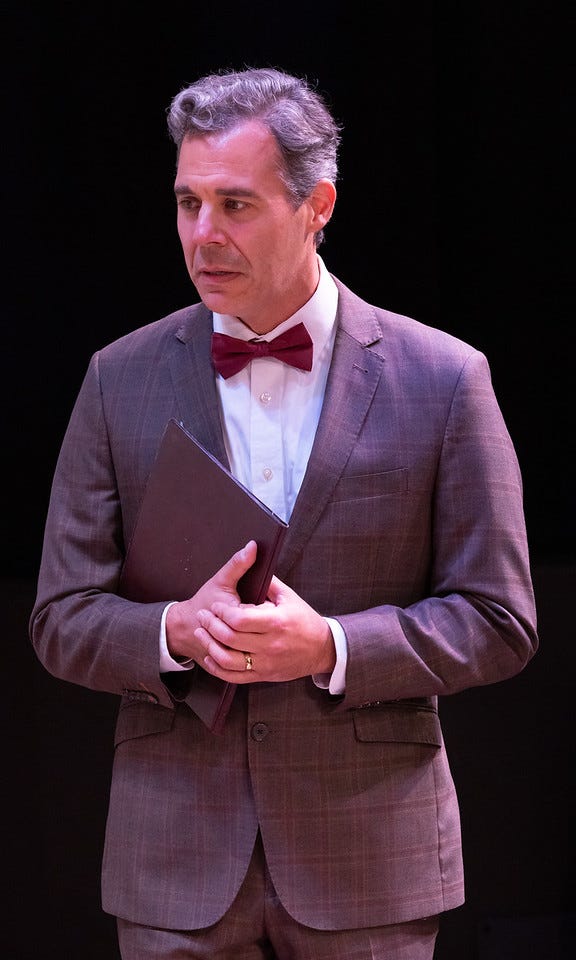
[250, 226, 287, 266]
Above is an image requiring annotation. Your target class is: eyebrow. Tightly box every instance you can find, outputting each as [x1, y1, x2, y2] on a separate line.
[173, 184, 260, 199]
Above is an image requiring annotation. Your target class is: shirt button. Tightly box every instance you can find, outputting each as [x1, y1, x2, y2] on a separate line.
[259, 391, 272, 405]
[262, 467, 273, 482]
[251, 722, 269, 741]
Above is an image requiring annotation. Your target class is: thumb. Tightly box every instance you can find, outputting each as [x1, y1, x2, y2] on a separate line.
[265, 575, 289, 605]
[216, 540, 258, 589]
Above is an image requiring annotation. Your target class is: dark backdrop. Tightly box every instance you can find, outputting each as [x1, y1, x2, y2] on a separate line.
[3, 3, 574, 958]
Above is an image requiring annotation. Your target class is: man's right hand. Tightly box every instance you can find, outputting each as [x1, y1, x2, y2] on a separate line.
[165, 540, 257, 663]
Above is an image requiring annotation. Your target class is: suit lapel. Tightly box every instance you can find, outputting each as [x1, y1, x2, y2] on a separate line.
[277, 280, 386, 579]
[167, 304, 230, 468]
[163, 287, 387, 582]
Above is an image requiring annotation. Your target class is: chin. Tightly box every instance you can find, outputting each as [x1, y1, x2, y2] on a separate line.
[198, 291, 239, 316]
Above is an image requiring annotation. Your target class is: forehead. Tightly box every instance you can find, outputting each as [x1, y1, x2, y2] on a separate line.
[175, 120, 283, 188]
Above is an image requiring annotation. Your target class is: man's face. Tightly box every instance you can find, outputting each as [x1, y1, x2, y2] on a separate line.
[174, 120, 321, 334]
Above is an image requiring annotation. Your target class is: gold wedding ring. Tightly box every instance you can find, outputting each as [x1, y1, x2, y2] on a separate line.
[244, 653, 253, 671]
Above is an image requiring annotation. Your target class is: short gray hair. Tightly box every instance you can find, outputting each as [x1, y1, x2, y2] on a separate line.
[167, 67, 341, 247]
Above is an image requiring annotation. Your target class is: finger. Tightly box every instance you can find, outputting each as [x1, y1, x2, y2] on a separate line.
[203, 655, 255, 679]
[209, 600, 273, 631]
[197, 633, 254, 674]
[196, 608, 234, 644]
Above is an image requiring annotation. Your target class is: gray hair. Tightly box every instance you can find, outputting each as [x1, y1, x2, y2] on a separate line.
[167, 67, 342, 247]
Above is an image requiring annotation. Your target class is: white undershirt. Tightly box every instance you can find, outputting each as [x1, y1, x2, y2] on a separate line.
[160, 256, 347, 693]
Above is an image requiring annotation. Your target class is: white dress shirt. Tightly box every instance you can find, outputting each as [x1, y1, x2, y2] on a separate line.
[161, 256, 347, 693]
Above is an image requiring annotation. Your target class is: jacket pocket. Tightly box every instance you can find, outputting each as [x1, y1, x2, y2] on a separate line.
[353, 701, 442, 747]
[114, 700, 175, 747]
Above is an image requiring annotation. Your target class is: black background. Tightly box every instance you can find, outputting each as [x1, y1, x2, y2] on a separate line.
[3, 2, 574, 958]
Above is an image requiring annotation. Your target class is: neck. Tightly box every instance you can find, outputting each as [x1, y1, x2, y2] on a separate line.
[238, 255, 321, 336]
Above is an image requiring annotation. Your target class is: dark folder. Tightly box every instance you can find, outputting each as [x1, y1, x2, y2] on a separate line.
[119, 418, 288, 734]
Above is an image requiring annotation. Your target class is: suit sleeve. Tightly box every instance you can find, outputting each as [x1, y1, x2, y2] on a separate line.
[29, 352, 176, 708]
[336, 349, 538, 707]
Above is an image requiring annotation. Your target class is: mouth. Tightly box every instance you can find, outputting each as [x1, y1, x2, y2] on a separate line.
[195, 267, 242, 283]
[196, 266, 238, 277]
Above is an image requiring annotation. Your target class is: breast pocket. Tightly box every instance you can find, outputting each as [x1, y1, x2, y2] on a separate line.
[331, 467, 408, 503]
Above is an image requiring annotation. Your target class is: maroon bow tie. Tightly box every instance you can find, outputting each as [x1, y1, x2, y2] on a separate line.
[211, 322, 313, 380]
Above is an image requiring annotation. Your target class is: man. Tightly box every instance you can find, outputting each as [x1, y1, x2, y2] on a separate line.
[30, 67, 538, 959]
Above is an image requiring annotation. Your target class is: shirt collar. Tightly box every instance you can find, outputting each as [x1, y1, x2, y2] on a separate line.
[212, 256, 338, 361]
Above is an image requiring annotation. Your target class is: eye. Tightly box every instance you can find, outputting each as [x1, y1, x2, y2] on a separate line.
[225, 198, 248, 211]
[176, 196, 200, 211]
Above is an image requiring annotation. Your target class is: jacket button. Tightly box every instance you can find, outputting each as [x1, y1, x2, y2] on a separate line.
[250, 722, 269, 741]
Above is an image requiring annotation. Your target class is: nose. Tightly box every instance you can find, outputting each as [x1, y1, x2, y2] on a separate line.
[192, 205, 226, 245]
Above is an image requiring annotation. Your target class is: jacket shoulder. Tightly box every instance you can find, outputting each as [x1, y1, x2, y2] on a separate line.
[332, 274, 482, 368]
[97, 302, 210, 361]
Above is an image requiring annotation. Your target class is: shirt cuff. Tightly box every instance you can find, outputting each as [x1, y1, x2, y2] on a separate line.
[313, 617, 347, 695]
[159, 601, 195, 672]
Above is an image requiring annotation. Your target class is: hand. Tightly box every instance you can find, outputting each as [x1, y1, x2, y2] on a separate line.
[193, 576, 337, 683]
[165, 540, 257, 663]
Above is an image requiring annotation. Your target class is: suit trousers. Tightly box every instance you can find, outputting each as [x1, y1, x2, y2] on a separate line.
[116, 832, 439, 960]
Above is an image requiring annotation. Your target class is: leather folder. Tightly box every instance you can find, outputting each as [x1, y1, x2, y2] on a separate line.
[119, 418, 288, 733]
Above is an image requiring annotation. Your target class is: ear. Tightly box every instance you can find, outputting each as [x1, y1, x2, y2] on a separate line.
[308, 179, 337, 233]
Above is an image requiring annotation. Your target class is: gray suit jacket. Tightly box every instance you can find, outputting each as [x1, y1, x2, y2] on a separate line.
[30, 276, 538, 930]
